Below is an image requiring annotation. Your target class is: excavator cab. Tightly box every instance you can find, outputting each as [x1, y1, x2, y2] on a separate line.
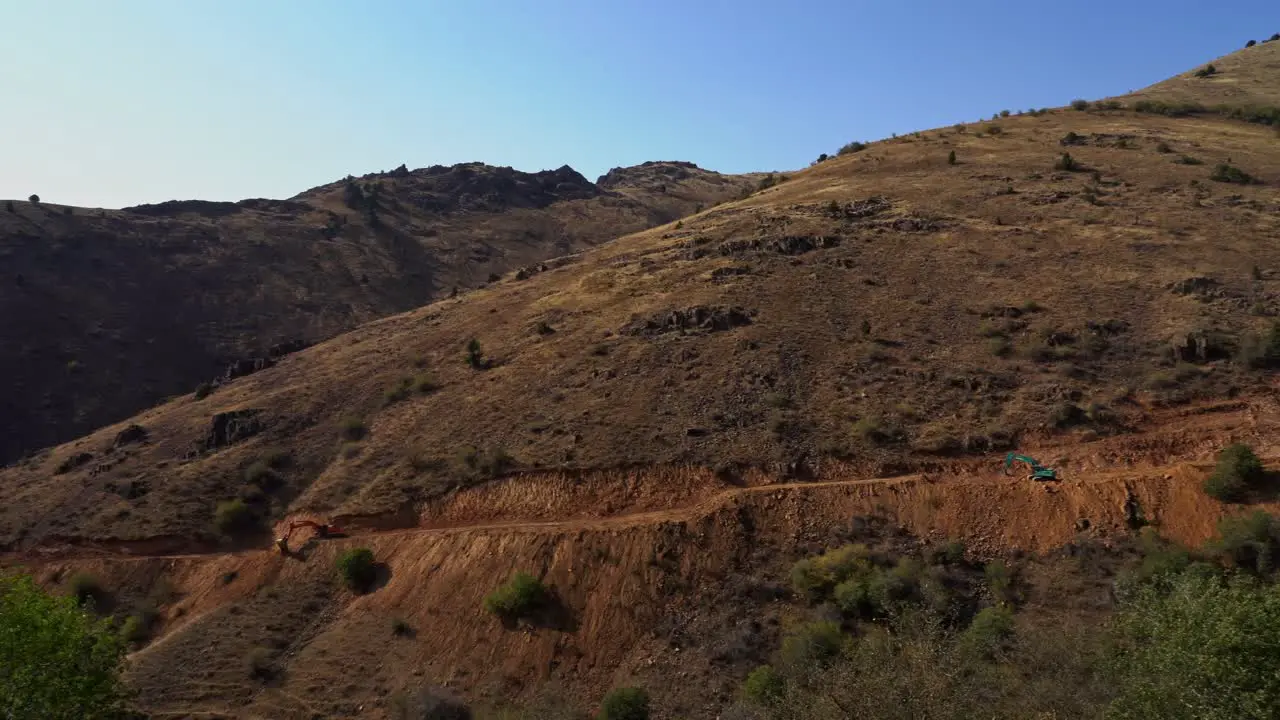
[275, 519, 341, 554]
[1003, 453, 1058, 482]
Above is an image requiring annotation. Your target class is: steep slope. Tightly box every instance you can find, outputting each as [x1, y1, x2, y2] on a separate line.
[5, 43, 1280, 717]
[0, 162, 759, 464]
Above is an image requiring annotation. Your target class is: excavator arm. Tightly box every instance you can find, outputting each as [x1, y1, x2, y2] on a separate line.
[1003, 453, 1059, 481]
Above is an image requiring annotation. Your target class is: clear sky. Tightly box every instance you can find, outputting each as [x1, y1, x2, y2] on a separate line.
[1, 1, 1275, 208]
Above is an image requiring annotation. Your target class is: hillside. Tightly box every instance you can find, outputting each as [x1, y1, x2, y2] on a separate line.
[0, 161, 759, 464]
[4, 41, 1280, 719]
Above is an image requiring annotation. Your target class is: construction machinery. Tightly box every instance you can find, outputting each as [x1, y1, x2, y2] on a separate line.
[275, 519, 341, 554]
[1004, 453, 1059, 482]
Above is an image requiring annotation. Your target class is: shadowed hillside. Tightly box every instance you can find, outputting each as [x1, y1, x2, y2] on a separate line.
[0, 161, 760, 464]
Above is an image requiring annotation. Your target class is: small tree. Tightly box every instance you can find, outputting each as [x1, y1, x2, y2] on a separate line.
[1055, 152, 1079, 171]
[742, 664, 786, 705]
[4, 200, 13, 213]
[598, 687, 650, 720]
[336, 547, 377, 592]
[214, 499, 257, 535]
[947, 150, 957, 166]
[1071, 99, 1090, 111]
[1193, 64, 1217, 78]
[1109, 570, 1280, 718]
[837, 141, 867, 156]
[28, 194, 39, 204]
[1246, 39, 1257, 48]
[465, 338, 485, 369]
[1203, 443, 1265, 502]
[0, 573, 129, 718]
[483, 571, 546, 619]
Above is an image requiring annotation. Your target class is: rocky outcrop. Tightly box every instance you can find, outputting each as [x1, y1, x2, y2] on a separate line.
[112, 424, 148, 448]
[202, 410, 264, 452]
[624, 306, 755, 337]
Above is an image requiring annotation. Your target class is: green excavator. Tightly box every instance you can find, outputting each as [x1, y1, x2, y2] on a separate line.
[1004, 453, 1059, 482]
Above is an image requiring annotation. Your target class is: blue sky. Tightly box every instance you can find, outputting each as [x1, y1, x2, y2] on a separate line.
[1, 1, 1275, 208]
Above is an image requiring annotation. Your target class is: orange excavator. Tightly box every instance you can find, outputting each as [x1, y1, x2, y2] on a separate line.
[275, 519, 342, 554]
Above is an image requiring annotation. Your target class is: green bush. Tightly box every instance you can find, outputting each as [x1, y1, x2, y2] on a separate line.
[1203, 443, 1265, 502]
[961, 606, 1015, 657]
[244, 460, 281, 490]
[336, 547, 377, 592]
[790, 544, 872, 600]
[837, 141, 867, 156]
[1175, 154, 1204, 165]
[598, 686, 649, 720]
[1210, 163, 1255, 184]
[1241, 321, 1280, 369]
[1155, 141, 1172, 153]
[340, 417, 367, 441]
[1071, 99, 1090, 111]
[465, 338, 485, 368]
[214, 499, 257, 535]
[741, 664, 785, 705]
[1055, 152, 1080, 171]
[246, 646, 277, 681]
[484, 571, 546, 619]
[1210, 511, 1280, 576]
[1109, 570, 1280, 718]
[67, 573, 108, 608]
[947, 150, 957, 165]
[28, 194, 39, 204]
[120, 610, 155, 644]
[391, 617, 412, 636]
[1133, 99, 1206, 117]
[0, 573, 129, 718]
[779, 620, 846, 670]
[1193, 64, 1217, 78]
[985, 559, 1014, 603]
[193, 381, 212, 400]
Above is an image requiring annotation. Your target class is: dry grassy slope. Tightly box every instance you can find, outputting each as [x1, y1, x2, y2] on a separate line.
[1119, 36, 1280, 107]
[0, 162, 758, 465]
[3, 44, 1280, 550]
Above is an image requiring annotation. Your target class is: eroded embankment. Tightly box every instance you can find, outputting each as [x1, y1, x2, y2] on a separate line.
[15, 456, 1275, 719]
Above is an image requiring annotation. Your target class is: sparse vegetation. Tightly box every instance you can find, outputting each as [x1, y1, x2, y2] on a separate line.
[193, 381, 212, 400]
[837, 141, 867, 156]
[214, 499, 257, 535]
[742, 665, 786, 705]
[947, 150, 957, 165]
[1175, 154, 1204, 165]
[336, 547, 377, 592]
[1055, 152, 1080, 171]
[483, 571, 547, 619]
[598, 687, 650, 720]
[340, 417, 368, 441]
[1071, 99, 1090, 111]
[1193, 64, 1217, 78]
[1203, 443, 1266, 503]
[1155, 141, 1172, 153]
[391, 617, 413, 636]
[1209, 163, 1255, 184]
[28, 194, 39, 204]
